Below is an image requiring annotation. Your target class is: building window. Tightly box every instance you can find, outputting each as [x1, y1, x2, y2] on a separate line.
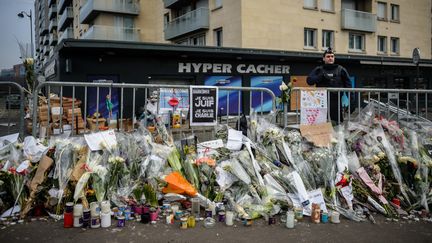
[377, 36, 387, 53]
[391, 4, 400, 22]
[391, 37, 400, 54]
[322, 30, 334, 49]
[214, 0, 222, 9]
[192, 35, 206, 46]
[321, 0, 334, 11]
[164, 13, 170, 26]
[304, 28, 317, 48]
[304, 0, 317, 9]
[349, 33, 365, 51]
[214, 28, 223, 47]
[176, 34, 206, 46]
[377, 2, 387, 20]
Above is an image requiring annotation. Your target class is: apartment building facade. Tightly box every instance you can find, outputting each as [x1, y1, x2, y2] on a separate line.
[35, 0, 432, 90]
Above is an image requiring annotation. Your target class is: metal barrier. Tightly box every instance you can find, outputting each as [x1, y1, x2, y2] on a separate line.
[32, 81, 277, 138]
[0, 81, 25, 138]
[287, 87, 432, 126]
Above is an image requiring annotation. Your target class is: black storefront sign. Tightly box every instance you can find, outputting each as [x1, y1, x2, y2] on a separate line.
[190, 86, 218, 126]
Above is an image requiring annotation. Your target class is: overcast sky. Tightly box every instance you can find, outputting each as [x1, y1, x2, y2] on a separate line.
[0, 0, 35, 70]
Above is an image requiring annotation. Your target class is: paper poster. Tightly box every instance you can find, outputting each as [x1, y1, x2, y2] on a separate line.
[300, 90, 328, 125]
[84, 130, 117, 151]
[189, 86, 218, 126]
[226, 129, 243, 151]
[288, 188, 328, 216]
[197, 139, 224, 158]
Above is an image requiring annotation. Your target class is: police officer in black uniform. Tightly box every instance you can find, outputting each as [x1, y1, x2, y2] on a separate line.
[306, 48, 351, 124]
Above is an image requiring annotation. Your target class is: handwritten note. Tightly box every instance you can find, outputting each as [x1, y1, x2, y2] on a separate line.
[300, 90, 328, 125]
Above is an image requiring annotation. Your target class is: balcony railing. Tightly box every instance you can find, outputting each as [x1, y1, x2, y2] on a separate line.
[40, 20, 48, 36]
[49, 19, 57, 33]
[59, 27, 74, 43]
[81, 25, 140, 42]
[341, 8, 376, 32]
[164, 8, 209, 40]
[49, 4, 57, 19]
[163, 0, 189, 9]
[49, 33, 58, 46]
[80, 0, 140, 24]
[43, 35, 49, 45]
[57, 0, 72, 14]
[58, 7, 74, 31]
[48, 0, 56, 7]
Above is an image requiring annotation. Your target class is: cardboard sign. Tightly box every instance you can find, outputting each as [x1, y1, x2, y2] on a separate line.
[300, 90, 328, 125]
[190, 86, 218, 126]
[300, 122, 334, 147]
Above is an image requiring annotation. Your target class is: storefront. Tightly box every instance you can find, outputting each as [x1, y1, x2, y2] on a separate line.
[44, 39, 432, 118]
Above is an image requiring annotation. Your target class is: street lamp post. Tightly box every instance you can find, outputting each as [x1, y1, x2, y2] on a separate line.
[18, 10, 34, 59]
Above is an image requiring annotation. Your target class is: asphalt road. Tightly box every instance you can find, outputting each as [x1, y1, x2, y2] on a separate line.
[0, 215, 431, 243]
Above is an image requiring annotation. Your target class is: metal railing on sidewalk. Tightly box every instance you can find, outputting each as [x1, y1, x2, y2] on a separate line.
[31, 81, 277, 138]
[286, 87, 432, 127]
[0, 81, 25, 138]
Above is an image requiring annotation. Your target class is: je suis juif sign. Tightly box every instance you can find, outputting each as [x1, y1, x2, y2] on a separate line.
[190, 86, 218, 126]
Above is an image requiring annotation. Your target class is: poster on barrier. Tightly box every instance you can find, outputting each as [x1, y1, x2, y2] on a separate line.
[190, 86, 218, 126]
[204, 76, 242, 116]
[251, 76, 283, 112]
[300, 90, 327, 125]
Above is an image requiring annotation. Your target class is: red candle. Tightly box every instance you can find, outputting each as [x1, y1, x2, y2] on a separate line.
[64, 212, 74, 228]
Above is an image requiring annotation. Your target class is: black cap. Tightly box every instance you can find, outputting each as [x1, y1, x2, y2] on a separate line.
[323, 47, 334, 57]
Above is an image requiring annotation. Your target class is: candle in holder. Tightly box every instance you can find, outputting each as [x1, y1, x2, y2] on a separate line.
[191, 198, 200, 217]
[286, 211, 295, 229]
[225, 211, 234, 226]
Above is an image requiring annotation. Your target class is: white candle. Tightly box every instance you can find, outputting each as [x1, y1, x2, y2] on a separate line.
[331, 211, 340, 224]
[101, 212, 111, 228]
[73, 204, 83, 217]
[225, 211, 234, 226]
[286, 211, 295, 229]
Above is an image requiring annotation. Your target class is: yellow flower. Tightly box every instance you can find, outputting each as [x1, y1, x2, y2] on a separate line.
[24, 58, 34, 65]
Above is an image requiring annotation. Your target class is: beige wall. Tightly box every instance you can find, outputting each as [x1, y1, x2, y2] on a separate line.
[135, 0, 166, 42]
[208, 0, 242, 47]
[70, 0, 431, 59]
[232, 0, 431, 59]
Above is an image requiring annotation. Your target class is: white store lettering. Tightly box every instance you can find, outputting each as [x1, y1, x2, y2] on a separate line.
[178, 62, 289, 74]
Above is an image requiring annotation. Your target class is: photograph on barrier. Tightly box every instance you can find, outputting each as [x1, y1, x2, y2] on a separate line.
[204, 76, 242, 116]
[251, 76, 283, 112]
[87, 76, 119, 125]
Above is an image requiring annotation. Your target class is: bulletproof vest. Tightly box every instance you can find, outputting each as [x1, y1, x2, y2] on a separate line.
[319, 64, 343, 88]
